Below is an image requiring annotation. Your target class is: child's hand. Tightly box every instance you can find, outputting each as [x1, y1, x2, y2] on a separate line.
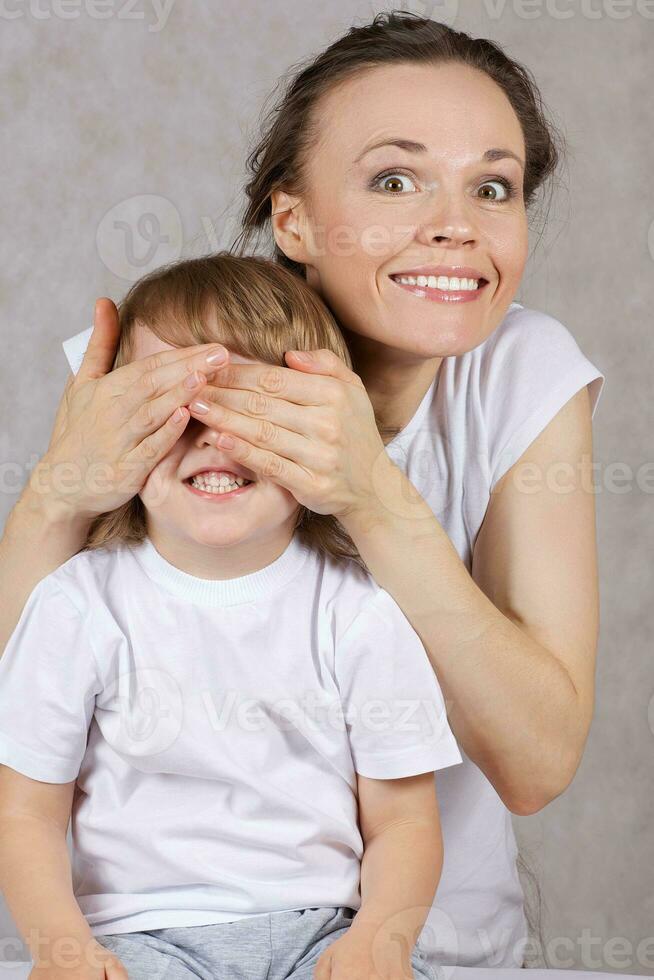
[29, 938, 128, 979]
[313, 922, 414, 979]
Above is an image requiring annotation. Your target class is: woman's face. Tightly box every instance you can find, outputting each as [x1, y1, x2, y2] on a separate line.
[274, 61, 529, 359]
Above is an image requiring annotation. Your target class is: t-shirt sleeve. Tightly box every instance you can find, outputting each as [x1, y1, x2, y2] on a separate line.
[0, 577, 102, 783]
[334, 590, 463, 780]
[479, 306, 606, 492]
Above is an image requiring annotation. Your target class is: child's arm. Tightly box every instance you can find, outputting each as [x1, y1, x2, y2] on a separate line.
[314, 770, 442, 979]
[0, 765, 123, 977]
[355, 770, 443, 936]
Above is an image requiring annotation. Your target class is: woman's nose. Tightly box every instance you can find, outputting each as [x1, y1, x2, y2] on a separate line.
[415, 191, 478, 249]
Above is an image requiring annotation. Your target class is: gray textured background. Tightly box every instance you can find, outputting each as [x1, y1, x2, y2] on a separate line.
[0, 0, 652, 972]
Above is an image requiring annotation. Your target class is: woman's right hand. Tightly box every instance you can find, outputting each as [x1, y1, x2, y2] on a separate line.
[30, 297, 229, 524]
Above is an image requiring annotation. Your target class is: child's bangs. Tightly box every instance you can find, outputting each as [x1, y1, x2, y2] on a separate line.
[117, 257, 303, 368]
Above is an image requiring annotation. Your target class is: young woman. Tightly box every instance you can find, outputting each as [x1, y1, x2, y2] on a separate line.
[0, 12, 604, 971]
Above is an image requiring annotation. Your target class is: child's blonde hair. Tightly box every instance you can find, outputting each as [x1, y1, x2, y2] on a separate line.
[83, 252, 367, 571]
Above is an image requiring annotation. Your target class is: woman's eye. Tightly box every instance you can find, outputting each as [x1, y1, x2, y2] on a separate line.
[372, 171, 418, 194]
[478, 179, 514, 202]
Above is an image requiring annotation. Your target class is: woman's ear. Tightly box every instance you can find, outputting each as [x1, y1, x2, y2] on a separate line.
[270, 189, 312, 265]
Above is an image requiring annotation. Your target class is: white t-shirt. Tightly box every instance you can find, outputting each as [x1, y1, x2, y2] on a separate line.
[0, 533, 462, 937]
[382, 302, 605, 969]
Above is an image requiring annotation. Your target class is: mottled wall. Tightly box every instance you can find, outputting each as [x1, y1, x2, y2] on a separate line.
[0, 0, 652, 972]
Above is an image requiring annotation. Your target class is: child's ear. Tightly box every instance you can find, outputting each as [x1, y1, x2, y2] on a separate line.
[270, 190, 312, 267]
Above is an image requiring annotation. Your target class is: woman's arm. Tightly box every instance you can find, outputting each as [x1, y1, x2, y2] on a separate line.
[188, 352, 598, 815]
[314, 771, 442, 980]
[341, 386, 598, 815]
[0, 490, 90, 656]
[0, 298, 119, 655]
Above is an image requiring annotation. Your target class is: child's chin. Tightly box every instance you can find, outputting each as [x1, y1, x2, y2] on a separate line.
[189, 524, 256, 548]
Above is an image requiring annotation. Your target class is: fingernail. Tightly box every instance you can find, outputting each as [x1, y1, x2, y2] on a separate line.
[215, 434, 234, 449]
[292, 350, 311, 362]
[206, 348, 227, 366]
[189, 400, 210, 414]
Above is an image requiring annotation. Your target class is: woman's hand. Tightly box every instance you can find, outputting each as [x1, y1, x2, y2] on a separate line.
[31, 298, 230, 523]
[186, 348, 395, 522]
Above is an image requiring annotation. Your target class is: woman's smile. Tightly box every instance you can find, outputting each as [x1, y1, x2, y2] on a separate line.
[388, 264, 491, 304]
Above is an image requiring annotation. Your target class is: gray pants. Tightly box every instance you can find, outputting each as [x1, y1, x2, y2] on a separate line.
[96, 906, 439, 979]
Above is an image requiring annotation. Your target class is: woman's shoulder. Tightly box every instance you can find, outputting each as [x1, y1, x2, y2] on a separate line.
[475, 302, 595, 368]
[473, 301, 604, 412]
[457, 302, 605, 491]
[438, 302, 604, 410]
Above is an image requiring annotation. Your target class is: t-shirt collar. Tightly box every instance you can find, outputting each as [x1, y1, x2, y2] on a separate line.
[129, 533, 312, 606]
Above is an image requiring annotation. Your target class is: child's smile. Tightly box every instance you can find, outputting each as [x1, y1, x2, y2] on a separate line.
[184, 468, 255, 501]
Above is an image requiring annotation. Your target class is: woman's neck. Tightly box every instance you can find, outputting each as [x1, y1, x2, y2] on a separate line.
[342, 328, 442, 445]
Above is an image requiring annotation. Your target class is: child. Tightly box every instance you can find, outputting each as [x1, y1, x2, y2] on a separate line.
[0, 254, 462, 980]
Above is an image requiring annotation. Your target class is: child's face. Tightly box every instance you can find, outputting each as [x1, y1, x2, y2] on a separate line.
[133, 324, 300, 556]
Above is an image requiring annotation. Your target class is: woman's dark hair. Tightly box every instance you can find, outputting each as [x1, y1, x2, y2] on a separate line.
[233, 9, 563, 282]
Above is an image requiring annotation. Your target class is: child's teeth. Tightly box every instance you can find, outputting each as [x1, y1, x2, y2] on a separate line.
[190, 473, 249, 494]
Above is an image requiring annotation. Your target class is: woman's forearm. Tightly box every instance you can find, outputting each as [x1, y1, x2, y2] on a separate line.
[0, 485, 90, 657]
[0, 815, 93, 968]
[340, 466, 581, 815]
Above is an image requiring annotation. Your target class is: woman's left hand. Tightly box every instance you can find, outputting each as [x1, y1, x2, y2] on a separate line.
[187, 349, 393, 521]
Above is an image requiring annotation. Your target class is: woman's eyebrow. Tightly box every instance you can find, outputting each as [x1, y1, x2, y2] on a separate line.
[351, 137, 525, 170]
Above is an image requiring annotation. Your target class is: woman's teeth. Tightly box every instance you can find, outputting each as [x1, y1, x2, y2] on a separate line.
[393, 275, 480, 291]
[189, 472, 251, 494]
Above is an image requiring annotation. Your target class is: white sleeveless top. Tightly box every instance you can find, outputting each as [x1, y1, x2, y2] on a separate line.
[383, 302, 605, 969]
